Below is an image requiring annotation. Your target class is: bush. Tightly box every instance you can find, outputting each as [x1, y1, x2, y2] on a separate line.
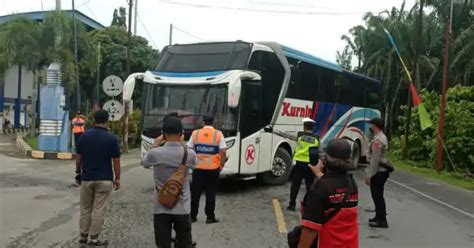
[393, 85, 474, 174]
[85, 109, 142, 148]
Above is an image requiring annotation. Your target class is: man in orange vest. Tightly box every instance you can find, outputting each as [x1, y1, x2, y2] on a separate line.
[188, 115, 227, 224]
[72, 111, 86, 151]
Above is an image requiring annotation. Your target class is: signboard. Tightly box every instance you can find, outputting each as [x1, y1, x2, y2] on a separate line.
[102, 75, 123, 97]
[102, 100, 124, 121]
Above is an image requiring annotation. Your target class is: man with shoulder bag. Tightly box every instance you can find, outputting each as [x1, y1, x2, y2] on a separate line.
[142, 116, 197, 248]
[288, 138, 359, 248]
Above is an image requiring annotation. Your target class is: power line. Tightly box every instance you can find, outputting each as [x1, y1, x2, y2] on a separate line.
[76, 0, 98, 20]
[159, 0, 367, 15]
[172, 25, 204, 41]
[136, 13, 159, 48]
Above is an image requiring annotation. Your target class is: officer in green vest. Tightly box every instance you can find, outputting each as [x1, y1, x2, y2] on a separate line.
[287, 118, 320, 211]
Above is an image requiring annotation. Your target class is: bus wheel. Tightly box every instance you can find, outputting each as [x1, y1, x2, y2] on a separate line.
[351, 141, 361, 169]
[258, 148, 292, 186]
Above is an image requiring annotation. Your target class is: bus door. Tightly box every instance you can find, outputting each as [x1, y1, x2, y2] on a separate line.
[239, 81, 262, 174]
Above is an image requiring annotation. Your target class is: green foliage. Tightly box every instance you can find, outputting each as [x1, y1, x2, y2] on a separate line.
[393, 86, 474, 174]
[85, 109, 142, 148]
[111, 7, 127, 29]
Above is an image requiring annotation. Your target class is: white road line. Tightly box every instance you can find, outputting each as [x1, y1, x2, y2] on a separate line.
[272, 198, 288, 233]
[388, 178, 474, 219]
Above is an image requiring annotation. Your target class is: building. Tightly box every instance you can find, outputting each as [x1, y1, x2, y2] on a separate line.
[0, 10, 104, 131]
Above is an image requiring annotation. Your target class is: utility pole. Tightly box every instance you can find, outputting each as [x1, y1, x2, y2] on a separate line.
[169, 23, 173, 45]
[436, 0, 455, 172]
[123, 0, 133, 153]
[72, 0, 80, 113]
[95, 42, 101, 111]
[134, 0, 138, 35]
[56, 0, 61, 10]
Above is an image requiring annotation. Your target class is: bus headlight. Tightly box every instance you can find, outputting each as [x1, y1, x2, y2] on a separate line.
[225, 139, 235, 149]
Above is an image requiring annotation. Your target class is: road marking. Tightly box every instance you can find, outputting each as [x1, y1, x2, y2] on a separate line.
[388, 178, 474, 219]
[272, 198, 288, 233]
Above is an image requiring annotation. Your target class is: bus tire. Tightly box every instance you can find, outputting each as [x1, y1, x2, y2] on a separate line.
[258, 147, 292, 186]
[351, 141, 361, 169]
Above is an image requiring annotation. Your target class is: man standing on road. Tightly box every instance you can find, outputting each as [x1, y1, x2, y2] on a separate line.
[142, 116, 197, 248]
[365, 118, 390, 228]
[72, 111, 87, 150]
[296, 138, 358, 248]
[188, 115, 226, 224]
[287, 118, 320, 211]
[75, 110, 121, 246]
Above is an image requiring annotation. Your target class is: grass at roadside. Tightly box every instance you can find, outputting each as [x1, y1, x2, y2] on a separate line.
[26, 136, 38, 150]
[389, 155, 474, 191]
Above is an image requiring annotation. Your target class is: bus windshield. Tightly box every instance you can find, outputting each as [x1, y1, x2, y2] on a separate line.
[142, 83, 238, 138]
[155, 42, 252, 72]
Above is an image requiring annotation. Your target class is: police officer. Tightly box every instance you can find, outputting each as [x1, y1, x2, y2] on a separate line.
[296, 138, 358, 248]
[365, 118, 390, 228]
[287, 118, 320, 211]
[188, 115, 227, 224]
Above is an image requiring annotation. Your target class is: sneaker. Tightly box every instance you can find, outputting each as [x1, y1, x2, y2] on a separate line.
[78, 234, 88, 245]
[369, 217, 377, 222]
[287, 205, 296, 211]
[206, 218, 220, 224]
[88, 239, 109, 246]
[369, 219, 389, 228]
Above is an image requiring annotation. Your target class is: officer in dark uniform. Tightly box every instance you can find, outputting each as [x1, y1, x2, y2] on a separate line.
[296, 138, 359, 248]
[286, 118, 320, 211]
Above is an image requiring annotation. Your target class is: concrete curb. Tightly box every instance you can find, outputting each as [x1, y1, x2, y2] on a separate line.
[15, 133, 32, 155]
[26, 150, 77, 160]
[15, 133, 76, 160]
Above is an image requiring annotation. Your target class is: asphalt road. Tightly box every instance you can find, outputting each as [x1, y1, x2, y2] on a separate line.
[1, 135, 473, 248]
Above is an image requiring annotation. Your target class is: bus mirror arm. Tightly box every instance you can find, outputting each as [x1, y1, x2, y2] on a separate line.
[263, 125, 273, 133]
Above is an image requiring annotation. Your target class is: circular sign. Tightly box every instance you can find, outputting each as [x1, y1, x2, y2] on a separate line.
[102, 75, 123, 97]
[102, 100, 124, 121]
[245, 145, 256, 165]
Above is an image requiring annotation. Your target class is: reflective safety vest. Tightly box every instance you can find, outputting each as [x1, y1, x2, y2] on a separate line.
[72, 117, 86, 134]
[293, 132, 320, 163]
[191, 127, 223, 170]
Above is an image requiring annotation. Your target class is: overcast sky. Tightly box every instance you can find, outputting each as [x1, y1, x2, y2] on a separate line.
[0, 0, 416, 63]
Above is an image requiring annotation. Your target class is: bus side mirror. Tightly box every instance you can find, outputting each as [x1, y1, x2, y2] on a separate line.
[228, 71, 261, 108]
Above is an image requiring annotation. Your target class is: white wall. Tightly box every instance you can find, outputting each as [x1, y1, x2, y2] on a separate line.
[2, 64, 35, 128]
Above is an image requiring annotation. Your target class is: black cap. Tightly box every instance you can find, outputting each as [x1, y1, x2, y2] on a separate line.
[203, 115, 214, 123]
[162, 116, 182, 134]
[369, 118, 384, 129]
[326, 138, 351, 160]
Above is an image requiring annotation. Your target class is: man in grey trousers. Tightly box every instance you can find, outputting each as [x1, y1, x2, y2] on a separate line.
[142, 116, 197, 248]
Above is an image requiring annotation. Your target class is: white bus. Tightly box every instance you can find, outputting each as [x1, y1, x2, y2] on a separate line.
[123, 41, 381, 185]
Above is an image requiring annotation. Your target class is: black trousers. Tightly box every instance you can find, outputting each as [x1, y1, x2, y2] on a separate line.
[74, 133, 83, 151]
[289, 163, 315, 207]
[370, 171, 390, 221]
[191, 169, 220, 219]
[153, 214, 192, 248]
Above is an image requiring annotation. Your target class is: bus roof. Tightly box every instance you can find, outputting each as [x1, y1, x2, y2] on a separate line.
[279, 45, 380, 84]
[342, 70, 380, 84]
[280, 45, 343, 72]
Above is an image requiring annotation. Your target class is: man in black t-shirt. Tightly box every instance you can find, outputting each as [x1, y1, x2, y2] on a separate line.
[298, 138, 359, 248]
[75, 110, 121, 246]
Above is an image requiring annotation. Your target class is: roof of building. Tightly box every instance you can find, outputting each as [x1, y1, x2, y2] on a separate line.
[0, 10, 104, 30]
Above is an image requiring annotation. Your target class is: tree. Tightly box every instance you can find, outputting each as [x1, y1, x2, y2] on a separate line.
[84, 26, 159, 108]
[0, 12, 98, 136]
[111, 7, 127, 30]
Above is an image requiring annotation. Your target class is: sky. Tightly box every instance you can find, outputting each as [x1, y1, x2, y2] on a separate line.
[0, 0, 416, 63]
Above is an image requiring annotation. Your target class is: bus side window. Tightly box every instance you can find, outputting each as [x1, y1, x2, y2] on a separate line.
[365, 81, 382, 109]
